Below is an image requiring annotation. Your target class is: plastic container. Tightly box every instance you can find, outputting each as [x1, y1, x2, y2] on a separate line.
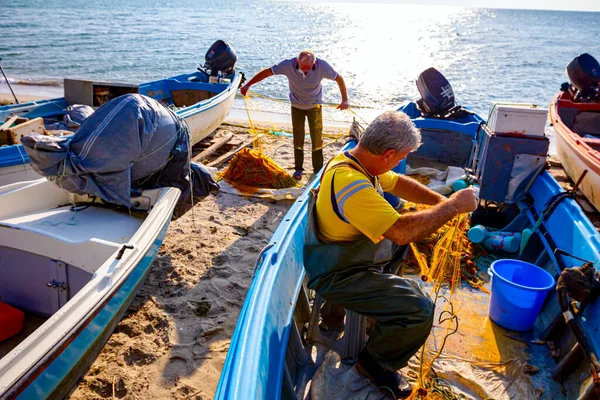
[487, 103, 548, 137]
[489, 259, 555, 331]
[0, 301, 24, 342]
[452, 179, 468, 192]
[384, 158, 407, 209]
[467, 225, 522, 253]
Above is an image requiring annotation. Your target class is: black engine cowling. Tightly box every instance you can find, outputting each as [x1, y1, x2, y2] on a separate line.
[415, 68, 470, 120]
[567, 53, 600, 91]
[564, 53, 600, 102]
[416, 67, 457, 118]
[203, 40, 237, 76]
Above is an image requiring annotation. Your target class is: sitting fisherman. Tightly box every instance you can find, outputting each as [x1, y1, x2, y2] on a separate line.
[304, 110, 477, 398]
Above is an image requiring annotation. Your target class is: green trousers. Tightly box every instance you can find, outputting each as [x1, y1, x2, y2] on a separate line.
[304, 192, 434, 370]
[291, 105, 324, 172]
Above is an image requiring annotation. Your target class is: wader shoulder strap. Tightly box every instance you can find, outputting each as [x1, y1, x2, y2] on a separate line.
[325, 161, 374, 224]
[315, 152, 377, 224]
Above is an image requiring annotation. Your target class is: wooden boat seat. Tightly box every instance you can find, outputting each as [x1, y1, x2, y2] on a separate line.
[0, 205, 143, 274]
[306, 293, 367, 361]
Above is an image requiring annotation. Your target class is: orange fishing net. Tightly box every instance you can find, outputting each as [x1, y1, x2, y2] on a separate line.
[399, 202, 489, 293]
[221, 148, 297, 189]
[408, 174, 431, 185]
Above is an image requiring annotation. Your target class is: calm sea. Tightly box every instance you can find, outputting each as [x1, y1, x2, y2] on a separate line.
[2, 0, 600, 122]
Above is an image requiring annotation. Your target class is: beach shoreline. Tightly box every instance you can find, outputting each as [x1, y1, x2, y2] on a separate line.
[0, 86, 355, 129]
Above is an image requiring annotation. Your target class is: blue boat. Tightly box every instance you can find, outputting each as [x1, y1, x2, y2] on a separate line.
[0, 179, 180, 399]
[215, 78, 600, 398]
[0, 69, 242, 186]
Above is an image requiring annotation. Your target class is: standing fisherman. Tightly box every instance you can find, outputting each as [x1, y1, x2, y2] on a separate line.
[240, 50, 349, 180]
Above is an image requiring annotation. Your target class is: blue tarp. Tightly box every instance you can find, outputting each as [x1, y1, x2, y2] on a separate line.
[22, 94, 218, 208]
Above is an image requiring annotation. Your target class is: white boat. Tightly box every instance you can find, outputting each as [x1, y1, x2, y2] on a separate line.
[0, 179, 179, 399]
[0, 70, 242, 187]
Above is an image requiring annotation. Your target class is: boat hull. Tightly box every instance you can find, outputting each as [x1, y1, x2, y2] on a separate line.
[177, 75, 240, 145]
[216, 102, 600, 399]
[0, 182, 180, 399]
[13, 222, 170, 400]
[0, 71, 242, 187]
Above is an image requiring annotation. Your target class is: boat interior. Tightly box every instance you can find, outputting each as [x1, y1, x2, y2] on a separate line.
[556, 97, 600, 150]
[140, 71, 234, 108]
[0, 180, 162, 362]
[277, 114, 600, 399]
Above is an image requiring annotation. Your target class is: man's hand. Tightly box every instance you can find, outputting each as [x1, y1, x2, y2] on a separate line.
[240, 84, 251, 96]
[337, 100, 349, 110]
[449, 187, 478, 214]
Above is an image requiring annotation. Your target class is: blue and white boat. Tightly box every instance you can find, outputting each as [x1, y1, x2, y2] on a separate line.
[215, 72, 600, 399]
[0, 69, 242, 187]
[0, 179, 179, 399]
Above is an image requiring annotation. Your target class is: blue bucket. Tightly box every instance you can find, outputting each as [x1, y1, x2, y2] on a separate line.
[489, 259, 555, 331]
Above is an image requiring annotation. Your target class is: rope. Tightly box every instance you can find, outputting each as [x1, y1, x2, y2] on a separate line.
[242, 95, 263, 152]
[15, 144, 28, 173]
[244, 90, 371, 130]
[166, 108, 197, 227]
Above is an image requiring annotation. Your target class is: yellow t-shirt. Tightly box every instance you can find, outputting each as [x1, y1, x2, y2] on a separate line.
[316, 151, 401, 244]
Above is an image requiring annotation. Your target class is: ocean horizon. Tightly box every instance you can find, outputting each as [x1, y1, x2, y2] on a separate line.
[2, 0, 600, 123]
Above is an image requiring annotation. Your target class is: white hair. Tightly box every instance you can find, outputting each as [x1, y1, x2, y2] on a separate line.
[298, 50, 315, 66]
[359, 111, 422, 155]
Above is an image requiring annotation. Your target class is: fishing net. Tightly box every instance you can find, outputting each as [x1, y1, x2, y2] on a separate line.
[221, 148, 297, 189]
[399, 201, 493, 293]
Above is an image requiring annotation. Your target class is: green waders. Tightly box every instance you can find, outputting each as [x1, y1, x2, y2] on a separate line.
[303, 190, 434, 371]
[291, 105, 324, 172]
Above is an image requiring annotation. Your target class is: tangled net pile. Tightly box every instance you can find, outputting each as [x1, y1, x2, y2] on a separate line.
[221, 148, 297, 189]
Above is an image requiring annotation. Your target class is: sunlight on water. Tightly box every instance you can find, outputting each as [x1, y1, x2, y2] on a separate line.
[321, 4, 476, 108]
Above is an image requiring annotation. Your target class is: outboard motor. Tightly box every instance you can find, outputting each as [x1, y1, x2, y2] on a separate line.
[201, 40, 237, 76]
[563, 53, 600, 102]
[416, 68, 465, 119]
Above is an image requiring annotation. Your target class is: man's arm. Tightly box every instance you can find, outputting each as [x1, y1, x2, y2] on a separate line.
[334, 74, 349, 110]
[240, 68, 274, 96]
[388, 174, 446, 205]
[383, 188, 477, 245]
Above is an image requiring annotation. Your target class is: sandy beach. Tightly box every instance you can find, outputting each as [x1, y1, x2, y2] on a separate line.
[0, 88, 352, 399]
[68, 123, 347, 400]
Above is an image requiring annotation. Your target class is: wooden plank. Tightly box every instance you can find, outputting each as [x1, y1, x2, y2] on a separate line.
[6, 117, 45, 144]
[206, 135, 262, 168]
[192, 132, 234, 163]
[0, 116, 20, 146]
[0, 116, 19, 131]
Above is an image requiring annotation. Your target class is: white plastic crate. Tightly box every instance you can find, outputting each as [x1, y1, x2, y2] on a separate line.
[487, 103, 548, 136]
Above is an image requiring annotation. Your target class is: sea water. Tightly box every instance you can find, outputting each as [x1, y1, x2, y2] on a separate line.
[1, 0, 600, 125]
